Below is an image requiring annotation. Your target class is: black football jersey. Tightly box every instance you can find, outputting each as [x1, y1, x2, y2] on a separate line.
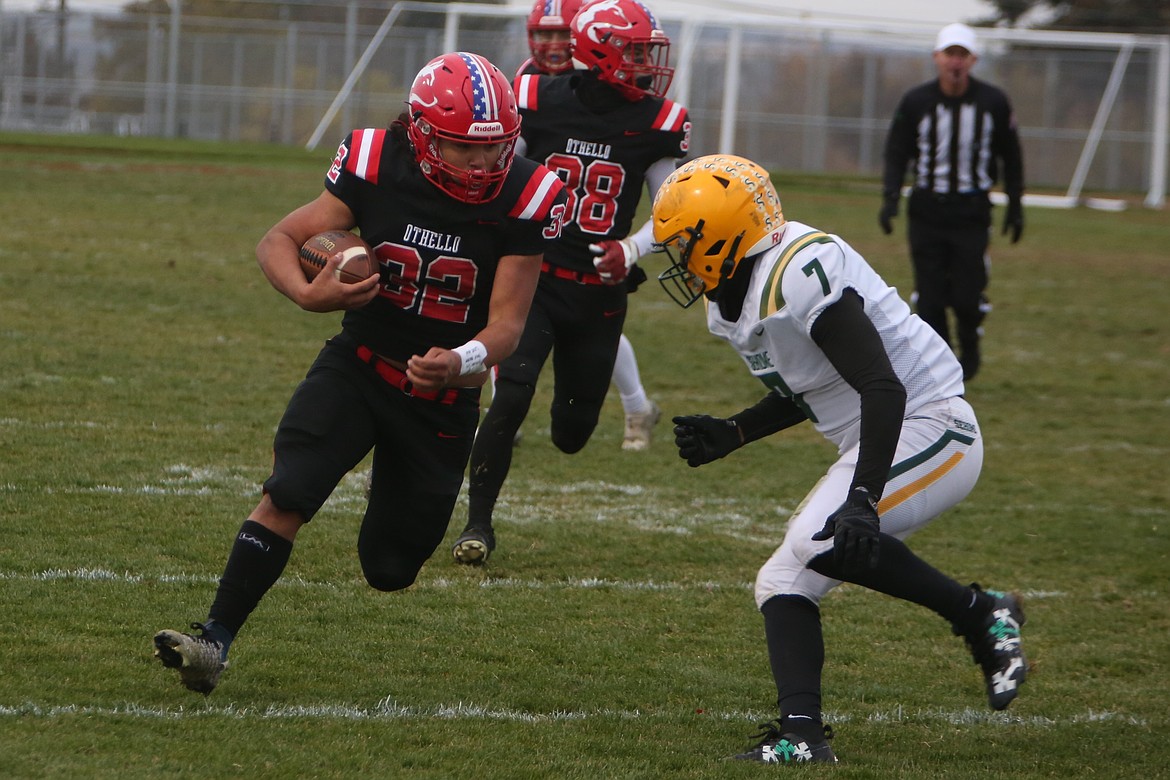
[513, 72, 690, 273]
[324, 128, 567, 363]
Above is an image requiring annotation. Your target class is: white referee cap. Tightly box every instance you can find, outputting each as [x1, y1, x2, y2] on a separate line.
[934, 23, 979, 55]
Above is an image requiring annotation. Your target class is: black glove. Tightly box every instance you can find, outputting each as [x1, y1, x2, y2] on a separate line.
[626, 262, 648, 293]
[811, 487, 881, 573]
[672, 415, 743, 467]
[878, 196, 898, 235]
[1002, 198, 1024, 244]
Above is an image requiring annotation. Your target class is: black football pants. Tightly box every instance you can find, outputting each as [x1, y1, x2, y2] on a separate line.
[466, 274, 626, 525]
[907, 202, 990, 357]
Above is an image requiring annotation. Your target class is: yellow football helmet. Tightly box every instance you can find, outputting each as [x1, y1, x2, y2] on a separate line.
[652, 154, 786, 308]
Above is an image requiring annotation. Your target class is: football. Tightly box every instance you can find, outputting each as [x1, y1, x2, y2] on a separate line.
[299, 230, 378, 283]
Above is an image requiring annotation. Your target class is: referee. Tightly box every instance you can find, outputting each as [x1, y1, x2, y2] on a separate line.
[879, 22, 1024, 381]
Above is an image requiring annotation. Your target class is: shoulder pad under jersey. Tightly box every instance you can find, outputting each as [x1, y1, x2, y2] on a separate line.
[651, 99, 689, 133]
[505, 158, 565, 222]
[514, 58, 541, 80]
[513, 73, 543, 110]
[330, 127, 389, 185]
[759, 231, 835, 319]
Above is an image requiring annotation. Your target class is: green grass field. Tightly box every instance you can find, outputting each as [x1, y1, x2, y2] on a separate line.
[1, 132, 1167, 779]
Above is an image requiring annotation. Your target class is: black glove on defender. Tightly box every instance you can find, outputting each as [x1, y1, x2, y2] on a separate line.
[812, 487, 881, 574]
[672, 415, 743, 467]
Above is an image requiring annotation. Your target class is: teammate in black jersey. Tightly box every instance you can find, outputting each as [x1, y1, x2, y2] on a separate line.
[152, 52, 566, 695]
[519, 0, 584, 78]
[514, 0, 661, 452]
[452, 0, 691, 565]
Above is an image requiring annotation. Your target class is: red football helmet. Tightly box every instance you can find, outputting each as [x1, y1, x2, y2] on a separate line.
[405, 52, 521, 204]
[526, 0, 586, 74]
[570, 0, 673, 101]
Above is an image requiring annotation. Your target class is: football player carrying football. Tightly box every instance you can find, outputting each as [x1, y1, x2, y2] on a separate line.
[451, 0, 690, 565]
[652, 155, 1027, 764]
[152, 52, 566, 695]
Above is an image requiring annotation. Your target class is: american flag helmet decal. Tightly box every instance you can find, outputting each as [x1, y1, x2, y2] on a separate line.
[458, 52, 500, 123]
[630, 0, 658, 27]
[528, 0, 582, 27]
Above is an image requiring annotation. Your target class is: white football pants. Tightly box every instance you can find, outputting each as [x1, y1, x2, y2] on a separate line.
[754, 395, 983, 608]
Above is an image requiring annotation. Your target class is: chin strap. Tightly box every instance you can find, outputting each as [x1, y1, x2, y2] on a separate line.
[714, 238, 758, 323]
[717, 232, 745, 284]
[712, 231, 746, 315]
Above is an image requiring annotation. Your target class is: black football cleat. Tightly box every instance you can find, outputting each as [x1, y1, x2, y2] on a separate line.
[960, 584, 1027, 710]
[452, 524, 496, 565]
[731, 720, 839, 764]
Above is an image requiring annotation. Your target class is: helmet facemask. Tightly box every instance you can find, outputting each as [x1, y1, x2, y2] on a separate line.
[529, 28, 575, 74]
[656, 219, 705, 308]
[527, 0, 584, 75]
[609, 36, 673, 100]
[409, 116, 518, 204]
[656, 219, 746, 308]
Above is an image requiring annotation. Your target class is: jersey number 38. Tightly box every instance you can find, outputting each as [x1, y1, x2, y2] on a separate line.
[544, 153, 626, 235]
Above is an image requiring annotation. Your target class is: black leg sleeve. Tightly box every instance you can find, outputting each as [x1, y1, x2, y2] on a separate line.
[762, 594, 824, 732]
[207, 520, 293, 638]
[808, 533, 978, 625]
[467, 378, 535, 527]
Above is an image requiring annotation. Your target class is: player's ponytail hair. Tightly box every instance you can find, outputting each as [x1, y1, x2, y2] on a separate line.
[390, 112, 411, 145]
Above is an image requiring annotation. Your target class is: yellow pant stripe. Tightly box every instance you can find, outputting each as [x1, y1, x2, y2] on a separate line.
[878, 450, 964, 514]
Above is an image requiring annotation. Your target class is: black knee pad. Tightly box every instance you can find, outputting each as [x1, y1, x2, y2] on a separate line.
[550, 402, 601, 453]
[360, 551, 423, 592]
[358, 489, 455, 592]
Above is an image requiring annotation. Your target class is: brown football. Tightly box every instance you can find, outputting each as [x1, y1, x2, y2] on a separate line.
[299, 230, 378, 283]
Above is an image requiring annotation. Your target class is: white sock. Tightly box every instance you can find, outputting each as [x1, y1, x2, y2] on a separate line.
[612, 334, 650, 415]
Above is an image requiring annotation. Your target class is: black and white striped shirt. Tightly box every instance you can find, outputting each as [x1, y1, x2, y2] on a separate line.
[882, 76, 1023, 201]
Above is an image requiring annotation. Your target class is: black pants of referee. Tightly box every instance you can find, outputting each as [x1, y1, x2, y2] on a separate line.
[907, 189, 992, 380]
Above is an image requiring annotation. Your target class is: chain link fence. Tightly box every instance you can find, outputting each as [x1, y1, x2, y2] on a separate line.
[2, 1, 1166, 204]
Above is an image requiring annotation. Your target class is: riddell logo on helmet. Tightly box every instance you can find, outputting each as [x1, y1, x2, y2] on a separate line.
[467, 121, 505, 135]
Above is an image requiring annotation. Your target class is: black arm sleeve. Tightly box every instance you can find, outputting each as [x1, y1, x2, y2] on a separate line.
[810, 289, 907, 499]
[995, 95, 1025, 201]
[729, 392, 808, 445]
[881, 95, 915, 199]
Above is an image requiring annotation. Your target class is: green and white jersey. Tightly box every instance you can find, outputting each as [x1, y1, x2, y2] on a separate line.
[705, 220, 964, 449]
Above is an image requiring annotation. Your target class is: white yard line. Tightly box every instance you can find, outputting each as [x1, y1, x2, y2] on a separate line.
[0, 568, 1078, 600]
[0, 567, 753, 593]
[0, 567, 1080, 603]
[0, 699, 1145, 727]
